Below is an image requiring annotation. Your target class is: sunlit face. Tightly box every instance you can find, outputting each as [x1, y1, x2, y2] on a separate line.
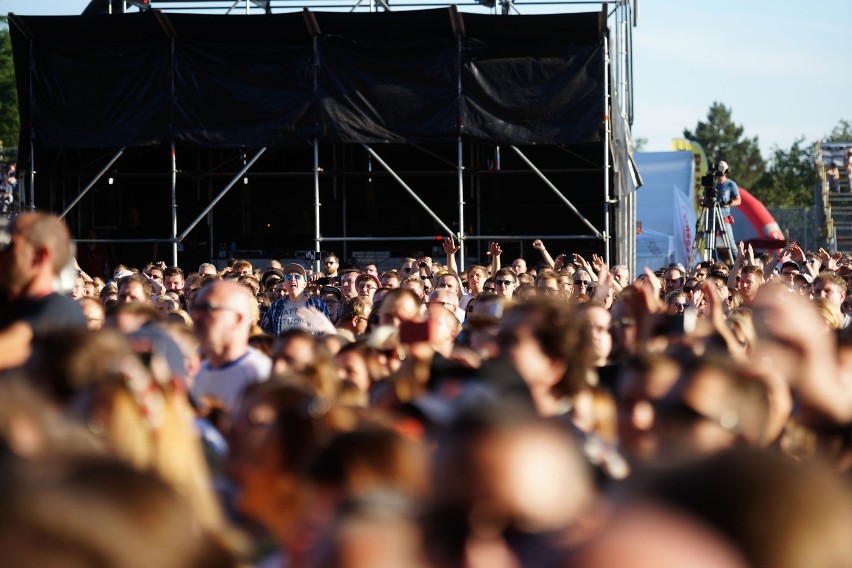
[357, 278, 378, 301]
[613, 267, 630, 287]
[382, 274, 400, 289]
[163, 274, 184, 291]
[814, 281, 845, 308]
[468, 268, 486, 293]
[340, 273, 360, 299]
[189, 283, 247, 352]
[667, 294, 688, 315]
[493, 275, 516, 299]
[664, 269, 684, 291]
[284, 271, 307, 298]
[324, 257, 339, 275]
[117, 280, 149, 304]
[437, 274, 460, 297]
[737, 272, 762, 301]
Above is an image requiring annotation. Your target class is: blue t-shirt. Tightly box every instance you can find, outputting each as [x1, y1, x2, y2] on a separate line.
[715, 178, 739, 217]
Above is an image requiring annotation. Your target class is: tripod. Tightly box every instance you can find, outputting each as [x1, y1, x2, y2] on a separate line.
[690, 196, 734, 266]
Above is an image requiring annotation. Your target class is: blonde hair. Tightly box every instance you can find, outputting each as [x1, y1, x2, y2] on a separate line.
[813, 298, 842, 330]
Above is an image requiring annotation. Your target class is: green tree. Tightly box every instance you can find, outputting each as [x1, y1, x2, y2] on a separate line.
[750, 137, 818, 208]
[0, 20, 19, 150]
[683, 102, 765, 190]
[826, 119, 852, 142]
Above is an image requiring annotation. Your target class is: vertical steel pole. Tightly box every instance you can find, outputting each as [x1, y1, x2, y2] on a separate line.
[314, 139, 321, 273]
[603, 35, 612, 266]
[28, 129, 35, 210]
[27, 40, 35, 210]
[457, 32, 465, 272]
[170, 142, 178, 267]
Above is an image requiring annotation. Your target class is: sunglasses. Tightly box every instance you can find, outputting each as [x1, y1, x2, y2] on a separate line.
[683, 286, 695, 293]
[672, 302, 688, 309]
[494, 279, 514, 286]
[483, 287, 496, 292]
[284, 273, 304, 281]
[574, 280, 591, 286]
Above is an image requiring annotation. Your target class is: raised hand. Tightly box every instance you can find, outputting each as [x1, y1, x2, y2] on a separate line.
[591, 253, 606, 275]
[443, 236, 460, 256]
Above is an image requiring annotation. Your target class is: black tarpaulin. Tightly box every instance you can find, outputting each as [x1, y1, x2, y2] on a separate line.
[10, 9, 605, 157]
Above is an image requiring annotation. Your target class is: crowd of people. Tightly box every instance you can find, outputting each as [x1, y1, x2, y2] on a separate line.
[2, 210, 852, 567]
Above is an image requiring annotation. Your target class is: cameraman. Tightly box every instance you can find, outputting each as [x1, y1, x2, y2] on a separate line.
[714, 160, 741, 252]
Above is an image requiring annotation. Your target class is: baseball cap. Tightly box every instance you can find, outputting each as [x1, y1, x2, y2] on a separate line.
[261, 268, 285, 286]
[320, 285, 342, 301]
[358, 273, 381, 289]
[715, 160, 729, 175]
[281, 263, 306, 278]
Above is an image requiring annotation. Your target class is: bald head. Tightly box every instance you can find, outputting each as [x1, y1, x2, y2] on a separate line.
[13, 212, 72, 274]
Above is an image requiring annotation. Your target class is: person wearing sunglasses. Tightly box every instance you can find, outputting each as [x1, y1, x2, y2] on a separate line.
[323, 254, 340, 281]
[572, 269, 593, 300]
[665, 291, 689, 315]
[261, 263, 331, 336]
[492, 268, 518, 300]
[190, 280, 273, 414]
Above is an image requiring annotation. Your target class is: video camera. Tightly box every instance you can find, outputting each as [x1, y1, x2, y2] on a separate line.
[699, 166, 718, 208]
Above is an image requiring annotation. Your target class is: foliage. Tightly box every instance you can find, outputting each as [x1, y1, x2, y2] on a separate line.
[825, 119, 852, 142]
[0, 20, 18, 150]
[683, 102, 765, 190]
[750, 137, 818, 208]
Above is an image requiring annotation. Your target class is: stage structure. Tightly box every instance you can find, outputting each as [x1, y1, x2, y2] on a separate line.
[10, 4, 639, 273]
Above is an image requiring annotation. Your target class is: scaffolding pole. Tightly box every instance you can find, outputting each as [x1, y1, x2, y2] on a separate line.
[59, 148, 125, 219]
[178, 147, 267, 241]
[170, 142, 179, 267]
[313, 139, 321, 273]
[361, 144, 457, 238]
[603, 34, 612, 266]
[509, 145, 603, 239]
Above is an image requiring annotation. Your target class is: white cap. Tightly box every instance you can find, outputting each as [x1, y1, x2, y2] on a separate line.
[716, 160, 729, 175]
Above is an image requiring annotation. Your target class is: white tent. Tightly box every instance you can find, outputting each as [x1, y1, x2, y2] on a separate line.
[636, 229, 675, 272]
[634, 151, 697, 269]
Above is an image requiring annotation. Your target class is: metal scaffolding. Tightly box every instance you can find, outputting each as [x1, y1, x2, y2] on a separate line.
[36, 0, 640, 270]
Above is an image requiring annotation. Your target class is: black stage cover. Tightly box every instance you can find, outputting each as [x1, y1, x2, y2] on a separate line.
[10, 9, 605, 154]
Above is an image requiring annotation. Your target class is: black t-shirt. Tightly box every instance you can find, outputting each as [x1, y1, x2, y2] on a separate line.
[0, 293, 86, 333]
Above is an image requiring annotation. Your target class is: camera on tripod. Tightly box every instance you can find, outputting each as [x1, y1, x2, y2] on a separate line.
[700, 169, 717, 208]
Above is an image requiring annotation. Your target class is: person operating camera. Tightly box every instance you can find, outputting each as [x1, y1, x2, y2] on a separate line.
[714, 160, 741, 252]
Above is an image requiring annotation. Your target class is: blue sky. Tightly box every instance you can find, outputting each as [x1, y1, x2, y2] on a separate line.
[4, 0, 850, 158]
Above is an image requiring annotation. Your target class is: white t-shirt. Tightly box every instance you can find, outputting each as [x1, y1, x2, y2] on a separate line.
[191, 347, 272, 414]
